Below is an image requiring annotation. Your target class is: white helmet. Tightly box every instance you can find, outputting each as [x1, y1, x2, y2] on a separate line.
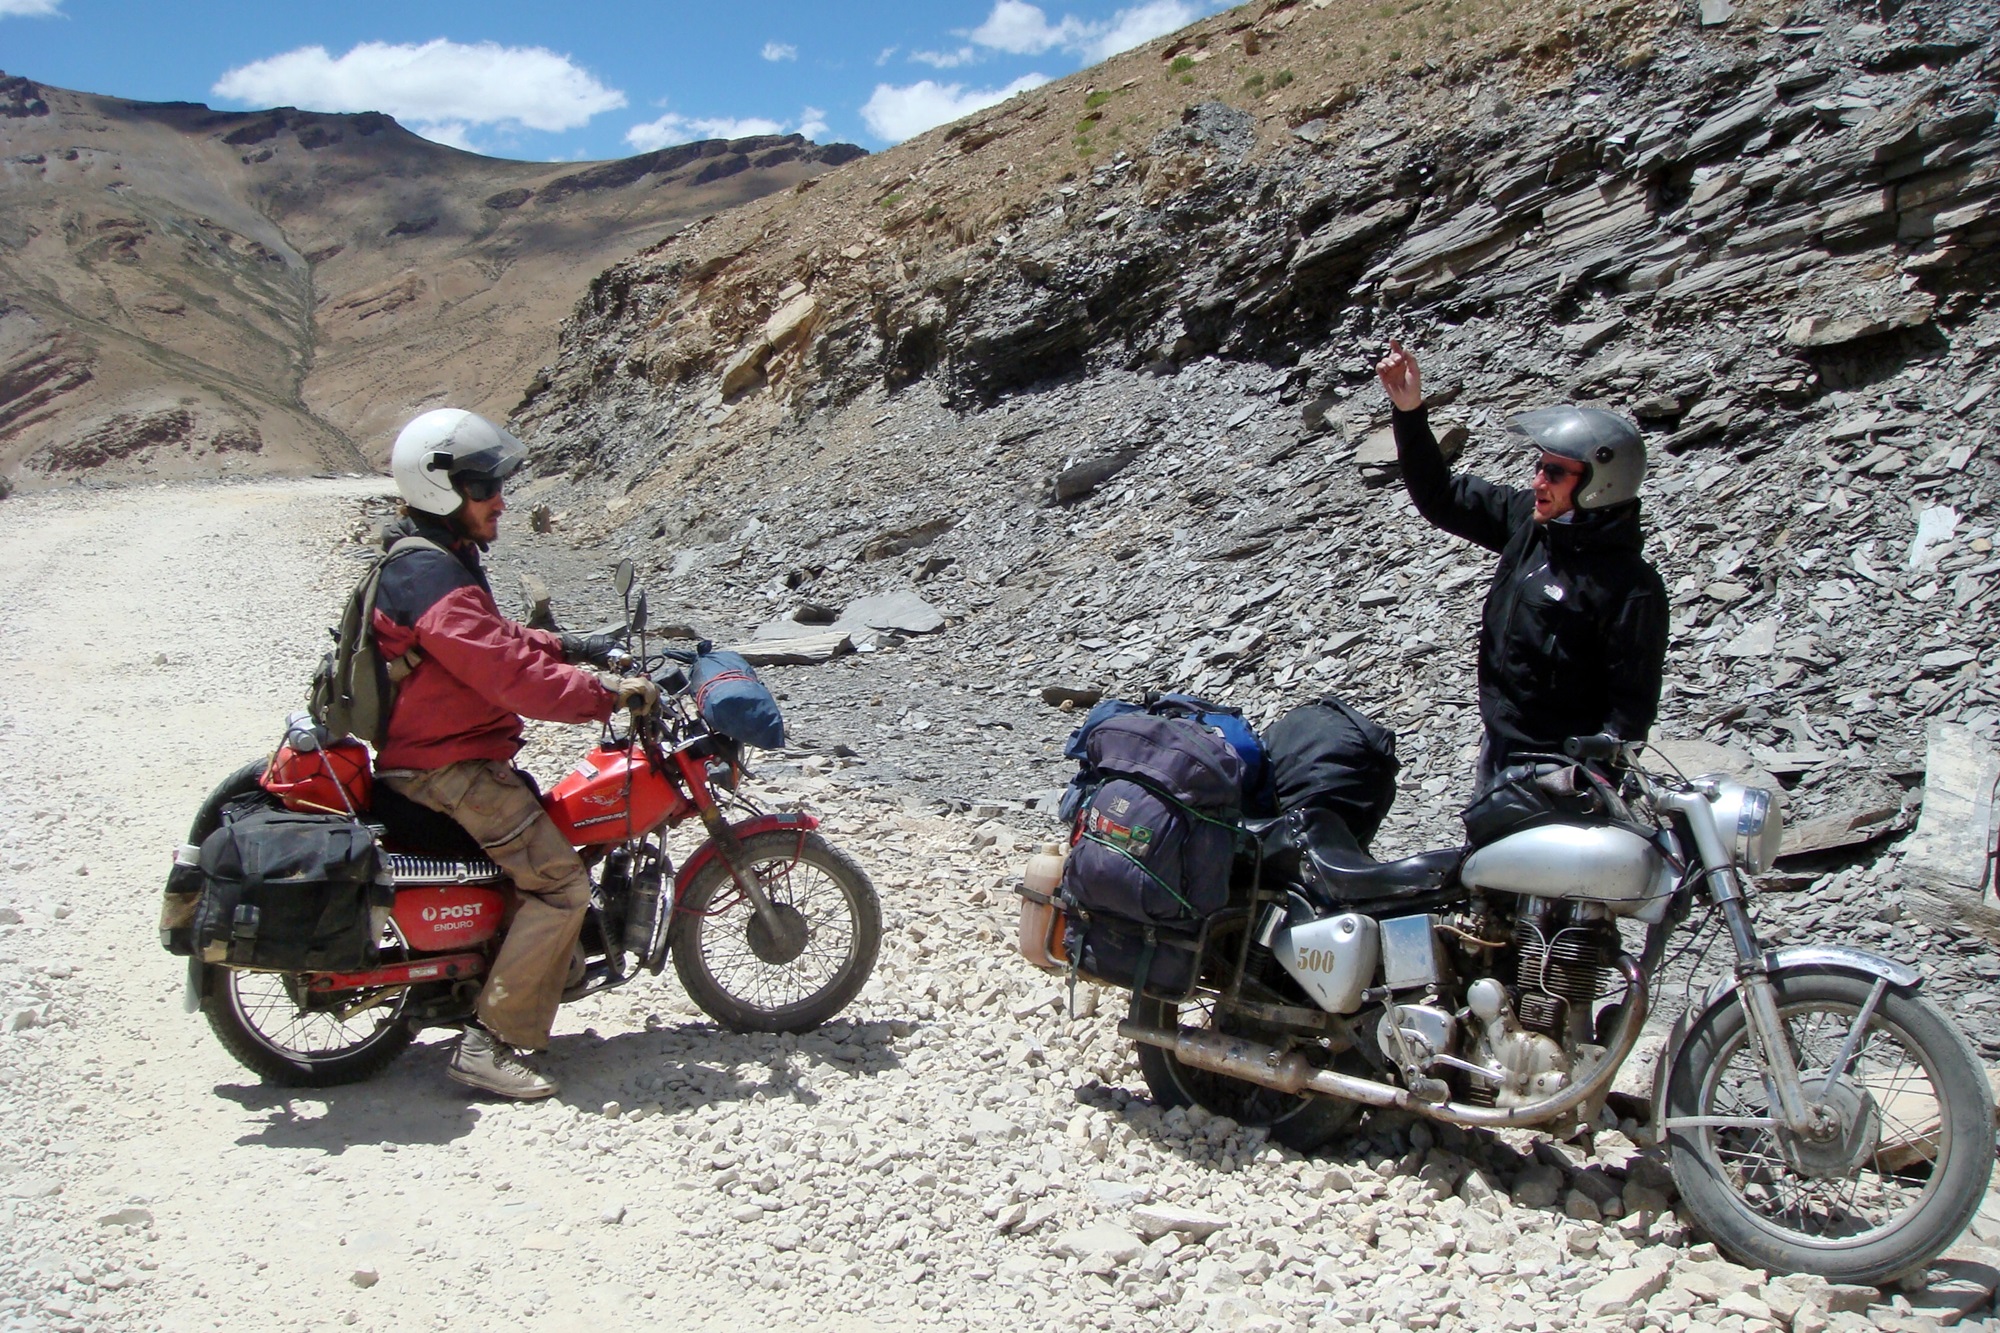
[390, 409, 527, 516]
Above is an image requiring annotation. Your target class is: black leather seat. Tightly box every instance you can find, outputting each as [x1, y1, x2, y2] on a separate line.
[367, 781, 487, 861]
[1260, 806, 1462, 911]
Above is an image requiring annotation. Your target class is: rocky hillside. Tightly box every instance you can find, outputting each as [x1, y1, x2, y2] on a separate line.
[508, 0, 1999, 886]
[0, 72, 862, 490]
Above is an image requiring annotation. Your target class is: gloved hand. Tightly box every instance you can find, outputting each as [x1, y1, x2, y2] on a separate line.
[560, 631, 624, 668]
[596, 673, 660, 716]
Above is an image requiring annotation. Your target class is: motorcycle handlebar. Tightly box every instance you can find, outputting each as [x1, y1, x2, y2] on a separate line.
[1563, 733, 1637, 764]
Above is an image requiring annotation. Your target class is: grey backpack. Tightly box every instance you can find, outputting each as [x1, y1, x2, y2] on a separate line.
[308, 536, 446, 748]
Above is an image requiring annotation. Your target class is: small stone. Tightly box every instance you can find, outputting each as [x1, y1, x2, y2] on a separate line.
[350, 1268, 380, 1289]
[0, 906, 21, 925]
[96, 1207, 152, 1227]
[1578, 1260, 1669, 1318]
[1131, 1204, 1233, 1242]
[599, 1202, 627, 1225]
[1049, 1222, 1146, 1265]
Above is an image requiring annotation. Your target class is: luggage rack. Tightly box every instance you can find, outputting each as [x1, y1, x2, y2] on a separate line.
[384, 852, 505, 886]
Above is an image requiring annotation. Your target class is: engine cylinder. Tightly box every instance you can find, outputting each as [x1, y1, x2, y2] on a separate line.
[1510, 899, 1617, 1041]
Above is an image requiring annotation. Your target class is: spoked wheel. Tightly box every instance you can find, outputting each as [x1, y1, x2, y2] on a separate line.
[1664, 969, 1995, 1283]
[671, 830, 881, 1033]
[1130, 990, 1361, 1153]
[203, 966, 415, 1087]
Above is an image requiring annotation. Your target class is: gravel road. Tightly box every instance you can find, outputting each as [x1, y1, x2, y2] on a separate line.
[0, 480, 1994, 1333]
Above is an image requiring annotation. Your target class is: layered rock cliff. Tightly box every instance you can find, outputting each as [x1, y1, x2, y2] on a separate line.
[514, 0, 1998, 866]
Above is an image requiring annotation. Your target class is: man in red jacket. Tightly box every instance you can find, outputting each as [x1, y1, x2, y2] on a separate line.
[375, 408, 655, 1098]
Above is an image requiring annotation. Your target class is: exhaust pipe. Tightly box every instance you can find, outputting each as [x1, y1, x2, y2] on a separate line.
[1120, 955, 1649, 1130]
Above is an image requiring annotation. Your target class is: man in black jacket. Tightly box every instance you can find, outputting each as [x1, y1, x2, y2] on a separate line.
[1375, 340, 1669, 788]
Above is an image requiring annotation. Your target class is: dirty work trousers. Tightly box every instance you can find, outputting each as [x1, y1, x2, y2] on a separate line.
[378, 760, 589, 1051]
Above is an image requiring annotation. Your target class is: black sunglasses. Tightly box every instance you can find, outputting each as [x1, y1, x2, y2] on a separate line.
[1535, 459, 1584, 483]
[455, 475, 504, 502]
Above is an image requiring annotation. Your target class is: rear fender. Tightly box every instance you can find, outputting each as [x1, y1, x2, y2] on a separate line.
[673, 811, 820, 897]
[1645, 946, 1923, 1136]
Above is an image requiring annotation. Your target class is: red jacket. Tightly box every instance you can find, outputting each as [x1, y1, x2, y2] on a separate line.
[370, 519, 615, 770]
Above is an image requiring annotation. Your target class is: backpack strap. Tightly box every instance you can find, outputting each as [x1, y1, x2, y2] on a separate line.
[372, 536, 452, 681]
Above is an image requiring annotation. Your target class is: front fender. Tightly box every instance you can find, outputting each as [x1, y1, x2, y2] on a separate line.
[673, 811, 820, 894]
[1645, 946, 1922, 1136]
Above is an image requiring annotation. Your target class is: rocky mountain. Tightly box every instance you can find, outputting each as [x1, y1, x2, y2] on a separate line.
[507, 0, 1999, 904]
[0, 71, 863, 490]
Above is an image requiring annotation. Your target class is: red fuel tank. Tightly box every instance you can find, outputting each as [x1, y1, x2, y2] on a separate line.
[543, 744, 691, 845]
[392, 885, 507, 951]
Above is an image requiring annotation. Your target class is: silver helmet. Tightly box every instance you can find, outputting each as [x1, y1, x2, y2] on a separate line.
[1504, 405, 1645, 510]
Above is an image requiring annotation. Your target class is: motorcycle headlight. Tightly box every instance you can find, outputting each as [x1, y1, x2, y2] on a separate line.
[1695, 776, 1784, 876]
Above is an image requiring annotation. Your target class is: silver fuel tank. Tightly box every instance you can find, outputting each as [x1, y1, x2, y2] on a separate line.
[1460, 823, 1674, 921]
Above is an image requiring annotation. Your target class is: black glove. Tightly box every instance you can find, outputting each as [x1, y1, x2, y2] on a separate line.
[560, 631, 623, 668]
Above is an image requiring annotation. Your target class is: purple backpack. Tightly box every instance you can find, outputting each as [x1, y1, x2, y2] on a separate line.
[1061, 714, 1244, 926]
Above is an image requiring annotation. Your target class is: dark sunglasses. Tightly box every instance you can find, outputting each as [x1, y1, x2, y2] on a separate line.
[1535, 459, 1584, 483]
[454, 475, 504, 502]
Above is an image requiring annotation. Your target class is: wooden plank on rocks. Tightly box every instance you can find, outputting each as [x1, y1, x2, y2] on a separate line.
[1898, 721, 2000, 943]
[722, 632, 853, 666]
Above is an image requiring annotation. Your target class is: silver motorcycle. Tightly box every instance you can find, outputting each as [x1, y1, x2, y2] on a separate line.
[1040, 735, 1994, 1284]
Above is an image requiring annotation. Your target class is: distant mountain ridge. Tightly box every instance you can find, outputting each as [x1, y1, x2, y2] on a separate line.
[0, 71, 865, 489]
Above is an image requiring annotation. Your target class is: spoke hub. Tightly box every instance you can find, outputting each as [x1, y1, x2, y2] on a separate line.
[747, 902, 810, 965]
[1777, 1075, 1880, 1179]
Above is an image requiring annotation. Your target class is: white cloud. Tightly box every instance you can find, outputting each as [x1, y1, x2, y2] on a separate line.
[875, 46, 899, 66]
[0, 0, 62, 16]
[960, 0, 1210, 65]
[1076, 0, 1206, 61]
[625, 107, 837, 153]
[911, 46, 979, 69]
[761, 41, 797, 62]
[211, 40, 625, 139]
[969, 0, 1087, 54]
[416, 120, 476, 151]
[860, 74, 1048, 144]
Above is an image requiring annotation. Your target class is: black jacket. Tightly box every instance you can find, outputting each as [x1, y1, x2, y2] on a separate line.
[1393, 405, 1668, 761]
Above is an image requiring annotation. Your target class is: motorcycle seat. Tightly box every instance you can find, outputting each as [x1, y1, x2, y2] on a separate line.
[366, 781, 487, 862]
[1262, 806, 1462, 910]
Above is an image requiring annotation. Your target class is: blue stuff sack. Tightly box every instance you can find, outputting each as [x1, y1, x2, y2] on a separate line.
[1059, 692, 1272, 817]
[688, 648, 786, 749]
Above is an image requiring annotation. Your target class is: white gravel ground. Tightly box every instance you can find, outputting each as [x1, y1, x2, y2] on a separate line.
[0, 480, 1993, 1333]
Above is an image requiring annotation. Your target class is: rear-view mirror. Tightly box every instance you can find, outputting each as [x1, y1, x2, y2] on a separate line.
[613, 559, 634, 599]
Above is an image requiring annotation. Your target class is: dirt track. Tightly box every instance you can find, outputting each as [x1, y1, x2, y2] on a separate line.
[2, 480, 1996, 1333]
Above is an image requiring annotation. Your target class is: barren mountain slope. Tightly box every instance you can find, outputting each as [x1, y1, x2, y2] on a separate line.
[0, 72, 863, 489]
[511, 0, 1998, 871]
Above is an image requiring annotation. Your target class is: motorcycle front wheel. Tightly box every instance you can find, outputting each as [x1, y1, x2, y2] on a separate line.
[671, 830, 881, 1033]
[1663, 968, 1995, 1284]
[1130, 992, 1361, 1153]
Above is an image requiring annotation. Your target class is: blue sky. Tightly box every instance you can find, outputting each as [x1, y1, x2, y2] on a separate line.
[1, 0, 1234, 158]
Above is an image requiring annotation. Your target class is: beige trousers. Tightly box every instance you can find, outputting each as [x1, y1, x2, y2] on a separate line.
[379, 760, 589, 1051]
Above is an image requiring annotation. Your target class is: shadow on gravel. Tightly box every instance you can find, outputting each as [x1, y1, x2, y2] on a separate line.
[1083, 1081, 1674, 1230]
[213, 1044, 483, 1155]
[544, 1016, 907, 1115]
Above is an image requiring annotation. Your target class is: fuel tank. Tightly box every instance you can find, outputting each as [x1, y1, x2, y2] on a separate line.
[1460, 823, 1672, 917]
[392, 885, 507, 951]
[543, 744, 691, 845]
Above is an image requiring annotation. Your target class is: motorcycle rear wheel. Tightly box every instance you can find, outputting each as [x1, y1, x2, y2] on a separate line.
[189, 757, 415, 1087]
[203, 968, 415, 1087]
[1664, 969, 1995, 1284]
[671, 831, 881, 1033]
[1130, 992, 1361, 1153]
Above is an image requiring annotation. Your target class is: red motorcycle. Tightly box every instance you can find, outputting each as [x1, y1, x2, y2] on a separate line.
[173, 563, 881, 1087]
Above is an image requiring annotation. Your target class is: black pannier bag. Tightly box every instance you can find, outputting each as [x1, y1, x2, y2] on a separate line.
[1460, 762, 1604, 847]
[192, 809, 391, 971]
[1062, 914, 1201, 999]
[1262, 695, 1400, 849]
